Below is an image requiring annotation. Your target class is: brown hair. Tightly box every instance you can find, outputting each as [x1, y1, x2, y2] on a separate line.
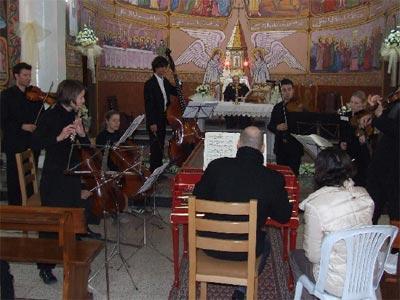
[105, 110, 120, 121]
[56, 80, 85, 105]
[351, 90, 366, 102]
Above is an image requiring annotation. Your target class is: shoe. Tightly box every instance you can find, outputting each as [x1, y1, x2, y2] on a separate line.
[39, 270, 57, 284]
[232, 289, 245, 300]
[86, 228, 101, 240]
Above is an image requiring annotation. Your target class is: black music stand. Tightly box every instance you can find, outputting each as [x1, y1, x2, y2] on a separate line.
[182, 101, 217, 132]
[128, 162, 170, 246]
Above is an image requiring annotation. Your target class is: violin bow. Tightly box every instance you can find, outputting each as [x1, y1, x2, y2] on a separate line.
[34, 81, 54, 125]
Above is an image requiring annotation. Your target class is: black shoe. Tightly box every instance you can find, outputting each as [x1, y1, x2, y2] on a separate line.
[232, 289, 245, 300]
[39, 270, 57, 284]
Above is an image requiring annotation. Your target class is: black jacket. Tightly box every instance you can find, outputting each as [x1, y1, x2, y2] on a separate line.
[0, 86, 43, 153]
[96, 129, 122, 146]
[31, 104, 90, 207]
[267, 101, 303, 157]
[143, 75, 177, 128]
[223, 83, 249, 101]
[369, 101, 399, 182]
[193, 146, 292, 260]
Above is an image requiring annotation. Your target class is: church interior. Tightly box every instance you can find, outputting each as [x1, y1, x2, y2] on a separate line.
[0, 0, 399, 299]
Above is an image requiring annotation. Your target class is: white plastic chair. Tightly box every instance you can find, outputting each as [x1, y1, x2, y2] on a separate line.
[294, 225, 398, 300]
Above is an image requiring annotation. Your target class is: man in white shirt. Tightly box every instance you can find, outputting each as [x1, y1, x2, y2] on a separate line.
[144, 56, 177, 171]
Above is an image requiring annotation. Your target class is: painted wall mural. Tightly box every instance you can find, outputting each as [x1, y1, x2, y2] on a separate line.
[171, 0, 232, 16]
[245, 0, 308, 17]
[310, 0, 370, 15]
[310, 17, 384, 73]
[120, 0, 169, 11]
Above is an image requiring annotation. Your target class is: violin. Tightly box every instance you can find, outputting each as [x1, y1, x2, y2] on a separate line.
[26, 86, 56, 106]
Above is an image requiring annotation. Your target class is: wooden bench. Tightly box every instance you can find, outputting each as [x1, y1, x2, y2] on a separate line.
[0, 206, 103, 300]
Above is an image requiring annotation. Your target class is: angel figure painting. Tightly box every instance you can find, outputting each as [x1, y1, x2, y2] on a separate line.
[251, 48, 270, 84]
[175, 28, 225, 82]
[251, 31, 306, 74]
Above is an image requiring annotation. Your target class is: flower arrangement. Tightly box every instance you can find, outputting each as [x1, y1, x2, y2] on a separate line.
[195, 84, 211, 96]
[299, 163, 315, 176]
[75, 25, 99, 47]
[75, 25, 102, 82]
[381, 26, 400, 87]
[78, 104, 91, 131]
[337, 105, 351, 116]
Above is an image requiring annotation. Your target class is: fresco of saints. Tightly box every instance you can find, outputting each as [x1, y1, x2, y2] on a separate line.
[203, 49, 223, 84]
[251, 48, 270, 84]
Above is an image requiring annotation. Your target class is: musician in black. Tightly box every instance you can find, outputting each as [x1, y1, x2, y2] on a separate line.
[339, 90, 371, 187]
[224, 75, 251, 129]
[31, 80, 92, 284]
[96, 110, 122, 146]
[267, 78, 303, 175]
[0, 63, 42, 205]
[144, 56, 177, 172]
[366, 90, 399, 225]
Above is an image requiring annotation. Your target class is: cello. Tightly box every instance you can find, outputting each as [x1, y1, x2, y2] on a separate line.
[165, 48, 202, 166]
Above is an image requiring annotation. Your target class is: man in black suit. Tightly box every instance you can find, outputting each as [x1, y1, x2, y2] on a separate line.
[144, 56, 177, 172]
[0, 62, 42, 205]
[193, 126, 292, 299]
[267, 78, 303, 175]
[224, 75, 251, 129]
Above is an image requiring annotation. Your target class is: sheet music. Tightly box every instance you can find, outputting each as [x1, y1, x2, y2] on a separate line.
[292, 134, 333, 159]
[203, 132, 267, 170]
[182, 101, 218, 119]
[114, 114, 145, 147]
[136, 162, 169, 194]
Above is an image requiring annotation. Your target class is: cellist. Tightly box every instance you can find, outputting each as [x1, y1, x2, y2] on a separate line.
[144, 56, 177, 172]
[31, 79, 94, 284]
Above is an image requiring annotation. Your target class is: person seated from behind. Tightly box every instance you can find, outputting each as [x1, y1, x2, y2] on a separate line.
[193, 126, 292, 299]
[224, 75, 251, 129]
[289, 148, 374, 298]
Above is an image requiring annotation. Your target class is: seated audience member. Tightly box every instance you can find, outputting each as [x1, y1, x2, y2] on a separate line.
[339, 90, 371, 187]
[193, 126, 292, 299]
[96, 110, 122, 146]
[290, 148, 374, 298]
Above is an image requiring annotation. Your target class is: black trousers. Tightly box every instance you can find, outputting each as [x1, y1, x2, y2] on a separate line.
[5, 152, 21, 206]
[367, 173, 399, 224]
[148, 125, 166, 172]
[276, 153, 302, 176]
[0, 260, 14, 300]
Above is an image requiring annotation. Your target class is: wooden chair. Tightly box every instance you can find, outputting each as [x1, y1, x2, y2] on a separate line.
[188, 196, 259, 300]
[15, 149, 41, 207]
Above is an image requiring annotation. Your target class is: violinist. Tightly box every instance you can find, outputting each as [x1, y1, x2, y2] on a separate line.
[0, 62, 42, 205]
[339, 90, 371, 187]
[366, 88, 400, 225]
[144, 56, 177, 172]
[31, 79, 93, 284]
[267, 78, 304, 175]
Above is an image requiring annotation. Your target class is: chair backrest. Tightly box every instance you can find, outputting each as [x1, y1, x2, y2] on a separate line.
[15, 149, 40, 206]
[188, 196, 258, 279]
[315, 225, 398, 299]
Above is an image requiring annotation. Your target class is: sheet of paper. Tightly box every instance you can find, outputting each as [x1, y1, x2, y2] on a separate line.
[203, 132, 267, 170]
[114, 114, 145, 147]
[137, 162, 169, 194]
[292, 134, 332, 160]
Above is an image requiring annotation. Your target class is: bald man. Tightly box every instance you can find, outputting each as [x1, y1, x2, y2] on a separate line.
[193, 126, 292, 298]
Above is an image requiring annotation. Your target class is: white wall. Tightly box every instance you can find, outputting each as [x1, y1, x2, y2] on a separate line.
[19, 0, 66, 91]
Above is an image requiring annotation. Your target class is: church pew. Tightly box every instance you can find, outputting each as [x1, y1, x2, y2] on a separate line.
[0, 206, 103, 300]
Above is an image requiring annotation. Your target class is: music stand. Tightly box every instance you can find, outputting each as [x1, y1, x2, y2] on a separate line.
[128, 162, 170, 246]
[182, 101, 217, 132]
[291, 134, 333, 160]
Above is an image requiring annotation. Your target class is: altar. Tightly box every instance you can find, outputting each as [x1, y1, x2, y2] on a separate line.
[213, 101, 274, 118]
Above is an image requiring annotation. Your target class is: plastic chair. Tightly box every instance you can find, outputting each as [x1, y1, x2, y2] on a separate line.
[294, 225, 398, 300]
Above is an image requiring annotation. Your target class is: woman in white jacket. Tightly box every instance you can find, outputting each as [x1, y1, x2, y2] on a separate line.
[290, 148, 374, 298]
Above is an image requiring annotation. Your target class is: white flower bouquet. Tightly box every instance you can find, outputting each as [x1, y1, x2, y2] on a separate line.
[381, 26, 400, 86]
[195, 84, 211, 96]
[78, 104, 91, 131]
[76, 25, 99, 47]
[337, 105, 351, 116]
